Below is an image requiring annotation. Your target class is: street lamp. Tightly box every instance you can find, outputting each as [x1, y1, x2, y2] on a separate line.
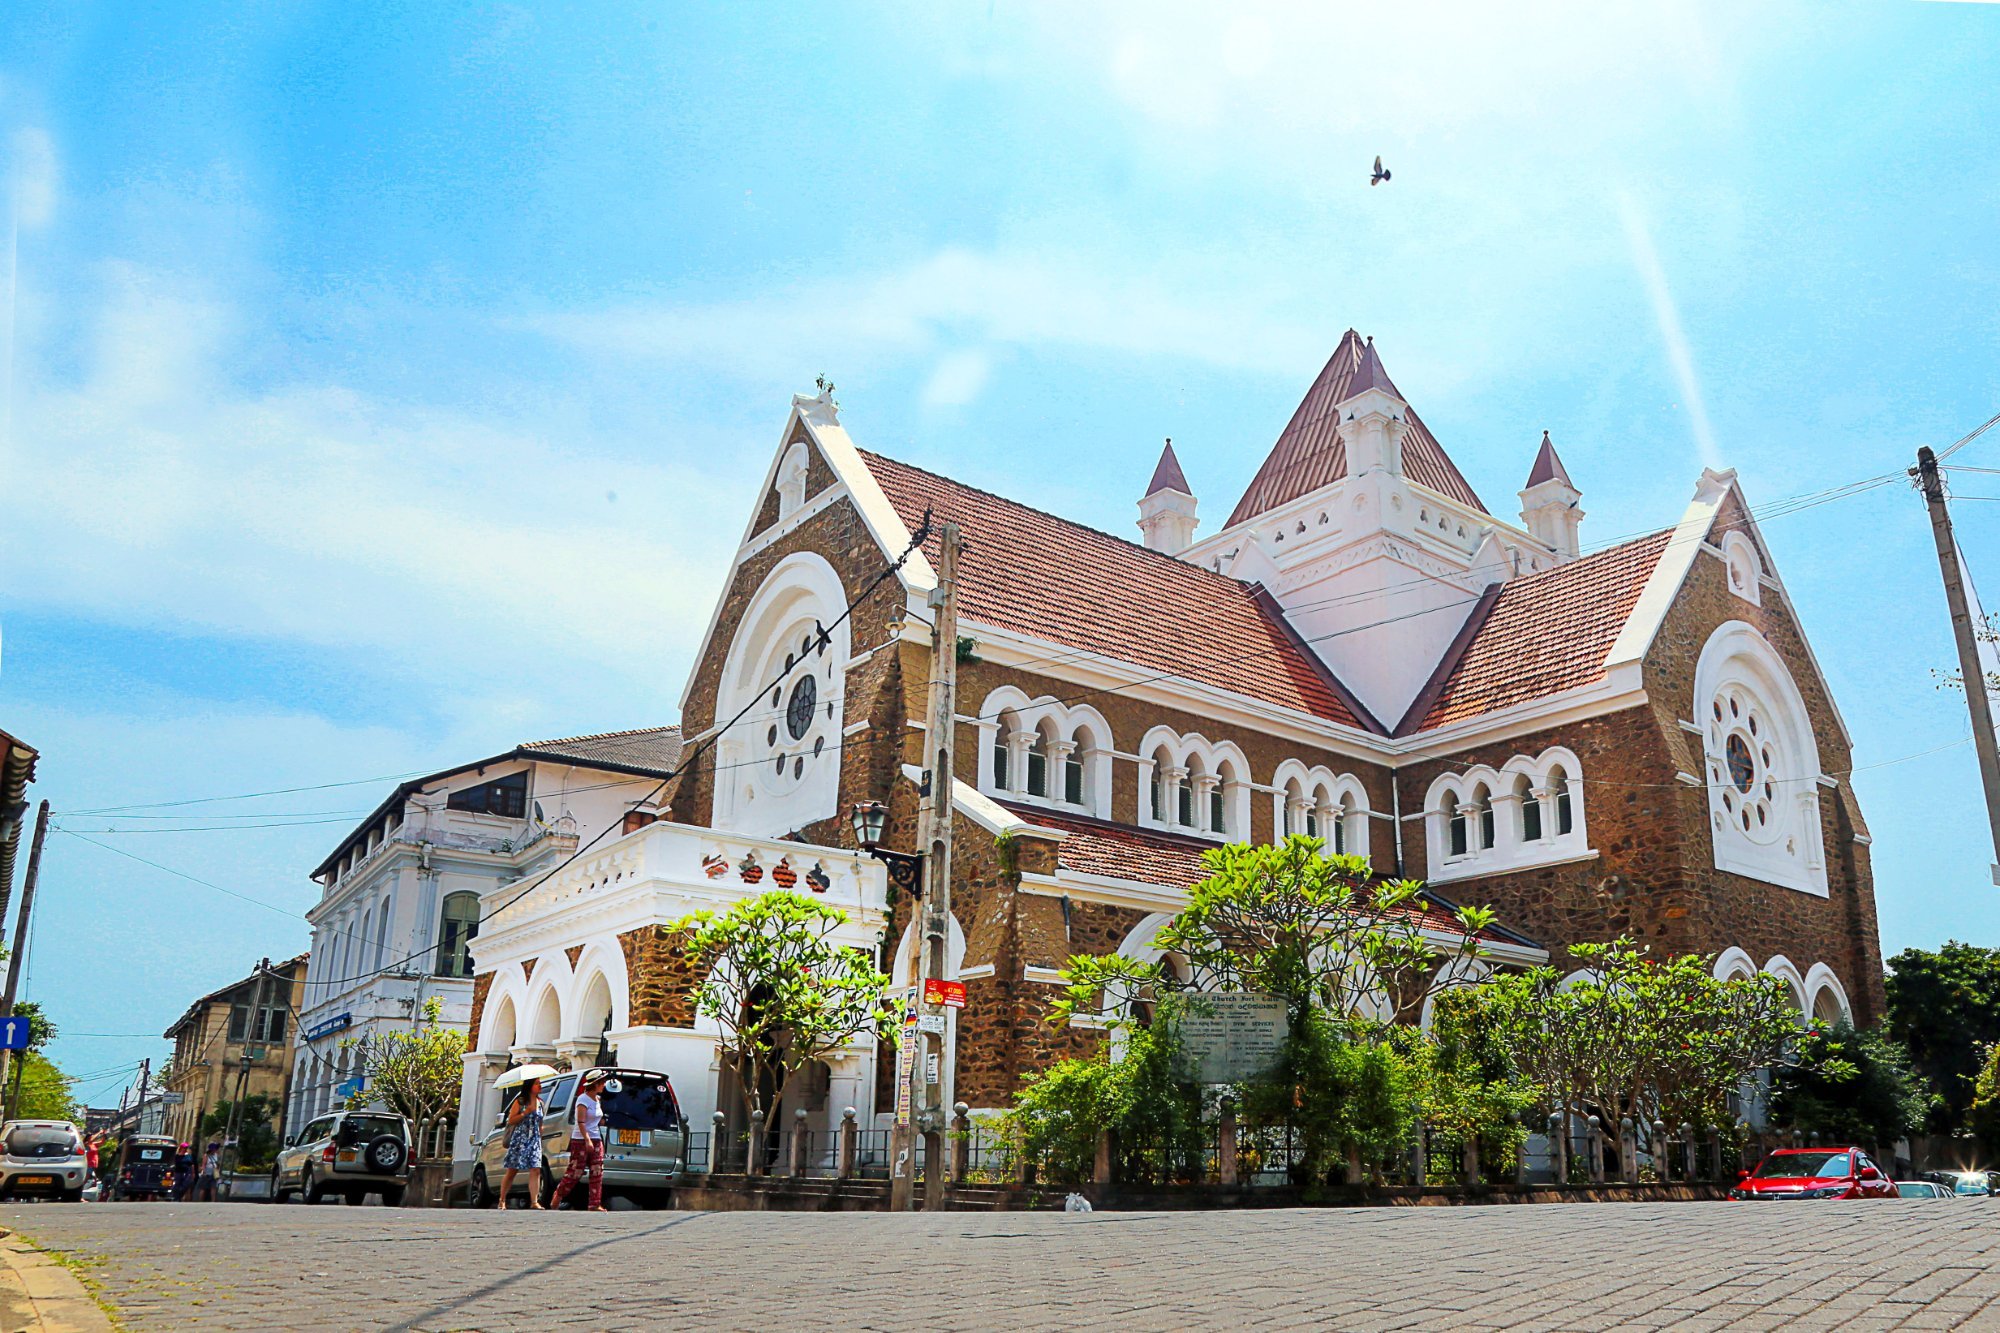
[850, 801, 923, 896]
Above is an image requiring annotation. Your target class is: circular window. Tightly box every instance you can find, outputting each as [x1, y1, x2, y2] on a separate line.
[785, 675, 818, 740]
[1725, 734, 1755, 793]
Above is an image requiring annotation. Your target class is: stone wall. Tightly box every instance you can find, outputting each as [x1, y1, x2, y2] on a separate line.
[620, 926, 708, 1029]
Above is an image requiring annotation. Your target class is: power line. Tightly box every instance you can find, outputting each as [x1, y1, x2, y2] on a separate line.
[1936, 408, 2000, 463]
[66, 769, 437, 816]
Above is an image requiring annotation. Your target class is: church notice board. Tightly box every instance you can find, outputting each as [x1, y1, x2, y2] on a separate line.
[1174, 993, 1286, 1084]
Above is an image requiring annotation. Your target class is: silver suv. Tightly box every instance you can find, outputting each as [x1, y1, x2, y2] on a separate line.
[0, 1120, 88, 1201]
[273, 1110, 412, 1206]
[469, 1067, 687, 1208]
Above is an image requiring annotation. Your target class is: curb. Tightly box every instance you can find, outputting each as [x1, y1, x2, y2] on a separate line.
[0, 1231, 117, 1333]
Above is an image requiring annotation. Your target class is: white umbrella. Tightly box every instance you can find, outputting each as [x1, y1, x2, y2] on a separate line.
[494, 1063, 560, 1091]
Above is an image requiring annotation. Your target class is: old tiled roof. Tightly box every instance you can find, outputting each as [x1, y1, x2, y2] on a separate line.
[861, 451, 1370, 729]
[1228, 330, 1487, 527]
[519, 727, 682, 776]
[1009, 804, 1538, 947]
[1405, 530, 1673, 732]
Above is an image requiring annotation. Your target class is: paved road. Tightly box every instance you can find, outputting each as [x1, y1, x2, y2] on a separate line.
[5, 1199, 2000, 1331]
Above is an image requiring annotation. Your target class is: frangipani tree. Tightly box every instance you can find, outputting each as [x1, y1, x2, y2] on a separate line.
[666, 890, 898, 1126]
[1451, 938, 1825, 1136]
[1052, 838, 1496, 1037]
[346, 997, 467, 1158]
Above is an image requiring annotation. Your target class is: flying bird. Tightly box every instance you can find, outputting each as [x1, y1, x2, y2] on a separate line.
[1371, 155, 1391, 186]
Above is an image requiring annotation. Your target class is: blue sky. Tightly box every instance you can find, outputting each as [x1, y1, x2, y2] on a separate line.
[2, 2, 1997, 1102]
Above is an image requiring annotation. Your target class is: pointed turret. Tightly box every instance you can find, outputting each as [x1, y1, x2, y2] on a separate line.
[1334, 336, 1408, 480]
[1519, 430, 1584, 561]
[1137, 438, 1199, 555]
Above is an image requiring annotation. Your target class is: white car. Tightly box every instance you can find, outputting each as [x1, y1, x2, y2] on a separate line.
[0, 1120, 89, 1202]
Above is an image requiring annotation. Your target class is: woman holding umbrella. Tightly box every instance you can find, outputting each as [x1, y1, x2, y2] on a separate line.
[494, 1063, 558, 1209]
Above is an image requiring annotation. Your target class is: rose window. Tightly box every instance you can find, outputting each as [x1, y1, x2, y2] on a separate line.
[762, 626, 832, 791]
[1708, 688, 1780, 844]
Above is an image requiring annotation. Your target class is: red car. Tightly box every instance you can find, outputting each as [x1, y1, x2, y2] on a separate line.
[1730, 1147, 1897, 1200]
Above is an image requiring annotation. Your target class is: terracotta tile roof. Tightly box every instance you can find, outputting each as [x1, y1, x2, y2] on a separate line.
[519, 726, 682, 776]
[860, 451, 1369, 729]
[1406, 530, 1673, 732]
[1007, 804, 1538, 947]
[1228, 330, 1487, 527]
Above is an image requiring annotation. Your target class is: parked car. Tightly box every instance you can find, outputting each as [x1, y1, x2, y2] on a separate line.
[271, 1110, 412, 1206]
[1729, 1147, 1897, 1200]
[1950, 1172, 1992, 1197]
[1896, 1181, 1952, 1200]
[0, 1121, 89, 1202]
[469, 1066, 688, 1209]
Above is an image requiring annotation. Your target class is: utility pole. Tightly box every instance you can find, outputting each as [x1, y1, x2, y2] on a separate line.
[1916, 446, 2000, 877]
[0, 801, 50, 1107]
[134, 1058, 151, 1134]
[221, 957, 273, 1195]
[890, 523, 962, 1212]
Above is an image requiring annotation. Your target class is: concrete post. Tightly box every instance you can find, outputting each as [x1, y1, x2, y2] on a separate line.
[1411, 1123, 1428, 1187]
[1652, 1121, 1667, 1180]
[1549, 1111, 1567, 1185]
[1462, 1134, 1480, 1187]
[837, 1107, 857, 1179]
[711, 1111, 727, 1176]
[1680, 1123, 1696, 1183]
[1513, 1114, 1529, 1187]
[788, 1108, 809, 1177]
[1217, 1098, 1239, 1187]
[748, 1109, 766, 1178]
[1587, 1116, 1605, 1184]
[1093, 1128, 1114, 1186]
[951, 1102, 970, 1183]
[1619, 1117, 1637, 1183]
[1345, 1141, 1364, 1186]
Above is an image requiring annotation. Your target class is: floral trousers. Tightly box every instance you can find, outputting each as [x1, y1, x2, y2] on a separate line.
[550, 1138, 603, 1210]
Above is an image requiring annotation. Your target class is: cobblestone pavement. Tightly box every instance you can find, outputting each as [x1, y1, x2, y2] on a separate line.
[7, 1199, 2000, 1331]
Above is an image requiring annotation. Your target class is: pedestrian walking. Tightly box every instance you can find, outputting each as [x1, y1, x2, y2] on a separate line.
[549, 1071, 609, 1212]
[171, 1143, 194, 1201]
[84, 1133, 100, 1182]
[196, 1140, 221, 1202]
[496, 1076, 545, 1210]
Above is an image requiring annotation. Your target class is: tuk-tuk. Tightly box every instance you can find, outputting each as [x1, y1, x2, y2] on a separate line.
[110, 1134, 179, 1201]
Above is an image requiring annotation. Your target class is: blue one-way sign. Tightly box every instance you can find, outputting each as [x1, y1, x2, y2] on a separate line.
[0, 1017, 31, 1051]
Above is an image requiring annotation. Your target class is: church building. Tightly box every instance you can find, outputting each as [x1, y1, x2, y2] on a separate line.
[458, 330, 1881, 1165]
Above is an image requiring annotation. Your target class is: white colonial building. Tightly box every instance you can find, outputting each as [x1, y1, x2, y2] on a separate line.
[293, 728, 680, 1140]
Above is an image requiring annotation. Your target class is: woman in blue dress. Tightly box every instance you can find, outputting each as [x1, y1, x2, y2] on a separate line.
[496, 1077, 545, 1209]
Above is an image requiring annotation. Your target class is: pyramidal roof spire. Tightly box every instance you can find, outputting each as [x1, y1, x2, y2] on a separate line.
[1225, 329, 1486, 527]
[1525, 429, 1575, 490]
[1347, 334, 1399, 398]
[1146, 438, 1192, 496]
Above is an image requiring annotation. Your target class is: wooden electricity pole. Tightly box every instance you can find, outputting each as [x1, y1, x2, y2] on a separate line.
[0, 801, 50, 1108]
[890, 523, 961, 1212]
[1916, 446, 2000, 877]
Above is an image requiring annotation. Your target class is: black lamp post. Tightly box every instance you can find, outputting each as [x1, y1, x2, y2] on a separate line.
[850, 801, 923, 896]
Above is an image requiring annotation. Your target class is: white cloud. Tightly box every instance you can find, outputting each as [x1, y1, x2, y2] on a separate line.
[920, 349, 993, 408]
[527, 246, 1327, 384]
[8, 128, 55, 231]
[1, 263, 751, 703]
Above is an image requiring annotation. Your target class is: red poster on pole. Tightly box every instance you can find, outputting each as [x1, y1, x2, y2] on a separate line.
[925, 979, 967, 1009]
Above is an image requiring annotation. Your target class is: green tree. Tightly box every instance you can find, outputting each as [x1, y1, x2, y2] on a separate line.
[1414, 989, 1539, 1179]
[1052, 838, 1492, 1036]
[666, 890, 898, 1124]
[1461, 939, 1810, 1135]
[1884, 942, 2000, 1134]
[1050, 840, 1491, 1184]
[202, 1094, 282, 1168]
[11, 1052, 79, 1122]
[1006, 1009, 1209, 1185]
[1771, 1022, 1933, 1146]
[345, 997, 468, 1155]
